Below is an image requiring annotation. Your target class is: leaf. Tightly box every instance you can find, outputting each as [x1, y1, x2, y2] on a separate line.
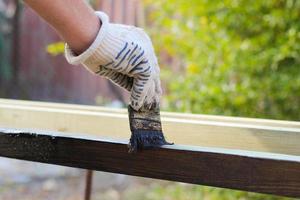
[46, 42, 65, 56]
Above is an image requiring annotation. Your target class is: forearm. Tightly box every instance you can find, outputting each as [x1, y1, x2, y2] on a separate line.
[23, 0, 100, 54]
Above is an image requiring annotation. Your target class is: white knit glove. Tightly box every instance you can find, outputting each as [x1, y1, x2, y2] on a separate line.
[65, 11, 162, 111]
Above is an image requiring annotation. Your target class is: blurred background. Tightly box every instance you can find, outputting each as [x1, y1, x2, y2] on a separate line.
[0, 0, 299, 199]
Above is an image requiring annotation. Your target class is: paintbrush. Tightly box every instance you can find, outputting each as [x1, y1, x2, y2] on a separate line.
[127, 103, 173, 153]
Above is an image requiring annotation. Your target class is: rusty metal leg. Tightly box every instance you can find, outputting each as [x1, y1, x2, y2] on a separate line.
[84, 170, 93, 200]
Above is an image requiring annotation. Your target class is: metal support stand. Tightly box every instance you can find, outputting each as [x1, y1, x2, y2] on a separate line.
[84, 170, 93, 200]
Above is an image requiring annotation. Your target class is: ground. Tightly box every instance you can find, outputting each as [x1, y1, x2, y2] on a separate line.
[0, 157, 171, 200]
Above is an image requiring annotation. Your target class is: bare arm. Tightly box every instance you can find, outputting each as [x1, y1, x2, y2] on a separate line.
[23, 0, 101, 54]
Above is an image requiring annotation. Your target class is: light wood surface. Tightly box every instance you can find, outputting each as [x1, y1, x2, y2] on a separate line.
[0, 98, 299, 155]
[1, 98, 299, 128]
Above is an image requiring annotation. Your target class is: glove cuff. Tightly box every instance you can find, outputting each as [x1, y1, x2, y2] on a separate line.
[64, 11, 126, 73]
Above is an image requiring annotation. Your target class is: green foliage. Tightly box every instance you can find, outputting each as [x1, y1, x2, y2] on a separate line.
[46, 42, 65, 56]
[143, 0, 300, 120]
[0, 11, 12, 82]
[123, 183, 296, 200]
[142, 1, 300, 199]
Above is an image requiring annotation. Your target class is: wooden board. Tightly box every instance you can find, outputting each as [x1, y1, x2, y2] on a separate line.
[0, 128, 299, 198]
[1, 98, 300, 128]
[0, 99, 300, 155]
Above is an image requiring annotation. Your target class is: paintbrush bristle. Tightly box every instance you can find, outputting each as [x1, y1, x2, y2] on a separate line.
[127, 105, 173, 153]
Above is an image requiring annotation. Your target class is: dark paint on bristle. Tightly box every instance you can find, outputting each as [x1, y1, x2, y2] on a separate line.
[127, 105, 173, 153]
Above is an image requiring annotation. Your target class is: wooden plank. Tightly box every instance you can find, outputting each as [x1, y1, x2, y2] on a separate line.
[113, 0, 124, 23]
[1, 98, 299, 128]
[100, 0, 113, 20]
[0, 128, 299, 198]
[0, 99, 300, 155]
[124, 0, 136, 25]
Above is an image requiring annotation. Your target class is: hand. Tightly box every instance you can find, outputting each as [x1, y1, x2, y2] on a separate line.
[95, 66, 133, 92]
[65, 11, 162, 111]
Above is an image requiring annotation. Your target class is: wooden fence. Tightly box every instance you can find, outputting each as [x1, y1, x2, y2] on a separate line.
[0, 98, 299, 199]
[2, 0, 141, 104]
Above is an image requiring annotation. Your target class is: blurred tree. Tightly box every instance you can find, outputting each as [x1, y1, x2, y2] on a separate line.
[0, 0, 22, 99]
[0, 0, 13, 87]
[143, 0, 300, 121]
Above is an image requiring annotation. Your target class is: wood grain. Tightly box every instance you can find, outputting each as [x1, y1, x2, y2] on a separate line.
[1, 98, 299, 128]
[0, 128, 299, 198]
[0, 99, 300, 155]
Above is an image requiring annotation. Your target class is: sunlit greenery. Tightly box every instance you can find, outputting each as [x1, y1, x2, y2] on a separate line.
[46, 42, 65, 56]
[123, 183, 295, 200]
[141, 0, 300, 199]
[144, 0, 300, 120]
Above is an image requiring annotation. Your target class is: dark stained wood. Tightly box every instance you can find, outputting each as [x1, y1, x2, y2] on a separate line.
[0, 128, 299, 198]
